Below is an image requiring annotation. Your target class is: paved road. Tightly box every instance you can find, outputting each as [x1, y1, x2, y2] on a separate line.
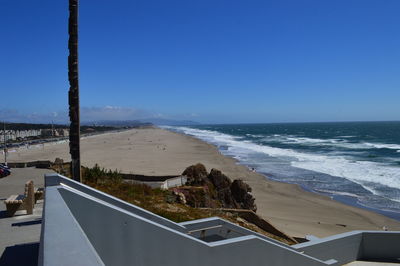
[0, 168, 53, 266]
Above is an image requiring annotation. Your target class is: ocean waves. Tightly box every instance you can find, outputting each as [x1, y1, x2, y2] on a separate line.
[164, 125, 400, 211]
[256, 135, 400, 152]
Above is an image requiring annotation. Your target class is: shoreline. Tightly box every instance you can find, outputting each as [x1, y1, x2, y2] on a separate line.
[164, 126, 400, 223]
[300, 184, 400, 222]
[7, 127, 400, 237]
[164, 128, 400, 236]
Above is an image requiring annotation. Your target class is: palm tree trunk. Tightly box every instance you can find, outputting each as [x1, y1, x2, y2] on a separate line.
[68, 0, 81, 182]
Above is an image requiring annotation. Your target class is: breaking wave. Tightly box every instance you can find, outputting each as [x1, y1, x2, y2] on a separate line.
[164, 126, 400, 205]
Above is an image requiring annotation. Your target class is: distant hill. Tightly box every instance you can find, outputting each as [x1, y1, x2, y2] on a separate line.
[82, 120, 152, 128]
[142, 118, 200, 126]
[83, 119, 200, 127]
[2, 119, 199, 131]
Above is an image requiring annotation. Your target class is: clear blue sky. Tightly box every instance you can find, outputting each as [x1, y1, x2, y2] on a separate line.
[0, 0, 399, 124]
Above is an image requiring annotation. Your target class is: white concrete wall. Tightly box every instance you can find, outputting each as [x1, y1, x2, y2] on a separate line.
[165, 176, 187, 189]
[41, 174, 400, 266]
[57, 186, 333, 266]
[126, 176, 187, 190]
[41, 174, 336, 266]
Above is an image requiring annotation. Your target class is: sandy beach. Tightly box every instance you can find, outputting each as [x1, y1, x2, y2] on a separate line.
[7, 127, 400, 237]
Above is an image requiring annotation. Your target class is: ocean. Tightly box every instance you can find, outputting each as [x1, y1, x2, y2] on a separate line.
[164, 121, 400, 220]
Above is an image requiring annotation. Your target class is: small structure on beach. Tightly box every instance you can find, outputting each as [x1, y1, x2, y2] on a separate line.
[123, 173, 187, 189]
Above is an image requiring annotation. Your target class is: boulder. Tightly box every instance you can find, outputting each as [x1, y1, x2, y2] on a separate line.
[180, 187, 210, 208]
[176, 192, 187, 205]
[207, 169, 231, 190]
[172, 189, 187, 205]
[208, 169, 239, 208]
[217, 189, 239, 209]
[231, 179, 257, 212]
[182, 163, 208, 185]
[179, 165, 257, 211]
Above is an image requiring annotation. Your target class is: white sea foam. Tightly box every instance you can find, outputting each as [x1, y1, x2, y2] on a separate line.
[286, 136, 337, 144]
[291, 158, 400, 195]
[262, 135, 400, 152]
[245, 134, 265, 138]
[363, 142, 400, 151]
[315, 189, 362, 199]
[261, 135, 342, 145]
[165, 126, 400, 197]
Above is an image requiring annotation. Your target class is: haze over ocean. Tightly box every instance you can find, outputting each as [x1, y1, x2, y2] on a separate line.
[165, 121, 400, 219]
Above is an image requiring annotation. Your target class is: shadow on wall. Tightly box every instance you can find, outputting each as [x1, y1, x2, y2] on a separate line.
[0, 242, 39, 266]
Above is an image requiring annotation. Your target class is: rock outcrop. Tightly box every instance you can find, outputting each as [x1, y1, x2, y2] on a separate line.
[208, 169, 238, 208]
[54, 158, 64, 165]
[208, 169, 231, 190]
[231, 179, 257, 212]
[182, 163, 208, 185]
[180, 164, 257, 212]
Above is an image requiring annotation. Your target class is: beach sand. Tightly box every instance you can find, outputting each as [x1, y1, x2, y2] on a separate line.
[7, 127, 400, 237]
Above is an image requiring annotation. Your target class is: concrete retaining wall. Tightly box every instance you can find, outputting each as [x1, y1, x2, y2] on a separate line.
[125, 175, 187, 190]
[293, 231, 400, 264]
[40, 174, 336, 266]
[40, 173, 400, 266]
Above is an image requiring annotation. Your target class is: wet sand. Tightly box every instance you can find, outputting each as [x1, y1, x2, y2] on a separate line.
[7, 127, 400, 237]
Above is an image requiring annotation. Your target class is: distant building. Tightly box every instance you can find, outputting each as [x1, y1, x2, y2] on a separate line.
[0, 130, 41, 142]
[0, 128, 69, 142]
[15, 130, 42, 139]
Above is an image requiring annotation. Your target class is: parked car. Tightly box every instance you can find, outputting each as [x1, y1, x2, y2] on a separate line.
[0, 168, 5, 177]
[0, 164, 11, 177]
